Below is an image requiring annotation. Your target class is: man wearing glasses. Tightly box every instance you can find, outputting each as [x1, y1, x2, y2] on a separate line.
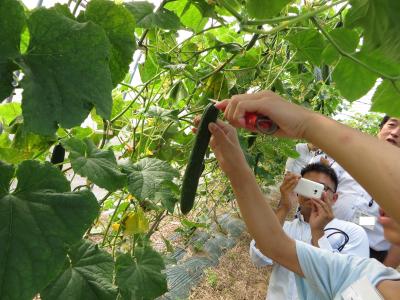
[250, 163, 369, 300]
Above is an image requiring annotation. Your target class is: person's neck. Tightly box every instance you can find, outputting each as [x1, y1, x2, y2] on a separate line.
[300, 210, 310, 223]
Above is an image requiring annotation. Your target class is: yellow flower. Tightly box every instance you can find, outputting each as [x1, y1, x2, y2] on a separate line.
[126, 194, 135, 202]
[124, 207, 149, 235]
[112, 223, 120, 232]
[146, 149, 153, 156]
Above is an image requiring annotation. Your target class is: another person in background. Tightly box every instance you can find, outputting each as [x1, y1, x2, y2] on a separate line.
[249, 163, 369, 300]
[285, 143, 319, 174]
[310, 115, 400, 265]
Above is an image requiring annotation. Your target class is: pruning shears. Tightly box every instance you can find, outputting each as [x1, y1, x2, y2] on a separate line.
[209, 99, 279, 135]
[244, 112, 279, 135]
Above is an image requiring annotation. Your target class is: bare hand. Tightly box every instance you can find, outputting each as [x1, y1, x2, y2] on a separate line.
[279, 173, 300, 211]
[214, 90, 315, 139]
[379, 209, 400, 246]
[309, 196, 334, 232]
[208, 120, 248, 175]
[191, 115, 202, 134]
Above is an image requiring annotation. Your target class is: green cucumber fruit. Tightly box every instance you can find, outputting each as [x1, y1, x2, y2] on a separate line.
[180, 103, 219, 214]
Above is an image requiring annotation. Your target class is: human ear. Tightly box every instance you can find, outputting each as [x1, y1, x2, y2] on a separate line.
[332, 193, 338, 203]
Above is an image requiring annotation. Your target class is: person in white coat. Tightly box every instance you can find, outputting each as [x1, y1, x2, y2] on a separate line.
[249, 163, 369, 300]
[284, 143, 318, 175]
[310, 116, 400, 265]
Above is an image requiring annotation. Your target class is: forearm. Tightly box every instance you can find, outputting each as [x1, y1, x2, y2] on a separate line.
[275, 205, 290, 226]
[383, 245, 400, 268]
[304, 114, 400, 222]
[311, 229, 324, 248]
[227, 164, 303, 276]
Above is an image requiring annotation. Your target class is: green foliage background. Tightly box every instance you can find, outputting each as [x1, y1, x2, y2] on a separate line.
[1, 0, 399, 298]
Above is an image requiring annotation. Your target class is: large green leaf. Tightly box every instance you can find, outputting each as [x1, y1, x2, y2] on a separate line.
[287, 29, 326, 65]
[20, 8, 113, 135]
[62, 137, 127, 191]
[371, 80, 400, 116]
[122, 157, 179, 201]
[165, 0, 208, 32]
[124, 1, 155, 28]
[139, 51, 159, 82]
[345, 0, 400, 63]
[152, 8, 182, 30]
[125, 1, 181, 30]
[115, 245, 167, 300]
[0, 102, 21, 125]
[0, 0, 25, 101]
[322, 28, 360, 64]
[41, 240, 117, 300]
[332, 55, 377, 101]
[246, 0, 293, 19]
[85, 0, 136, 86]
[0, 160, 99, 300]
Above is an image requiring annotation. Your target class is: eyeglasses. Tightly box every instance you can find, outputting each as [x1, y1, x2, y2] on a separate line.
[322, 184, 335, 193]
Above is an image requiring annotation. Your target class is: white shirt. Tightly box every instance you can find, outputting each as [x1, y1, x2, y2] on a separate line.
[285, 143, 316, 175]
[249, 215, 369, 300]
[295, 241, 400, 300]
[310, 155, 390, 251]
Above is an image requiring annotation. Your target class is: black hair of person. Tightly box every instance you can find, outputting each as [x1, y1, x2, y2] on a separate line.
[379, 115, 391, 129]
[301, 163, 338, 192]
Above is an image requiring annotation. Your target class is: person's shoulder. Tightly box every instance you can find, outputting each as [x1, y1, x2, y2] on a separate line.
[283, 218, 306, 232]
[329, 218, 367, 236]
[295, 143, 308, 152]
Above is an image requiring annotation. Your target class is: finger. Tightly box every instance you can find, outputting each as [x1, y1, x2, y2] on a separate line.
[311, 199, 323, 211]
[214, 100, 229, 112]
[311, 201, 318, 215]
[193, 115, 201, 127]
[319, 200, 331, 215]
[287, 177, 300, 190]
[224, 96, 240, 127]
[215, 119, 236, 135]
[379, 208, 386, 217]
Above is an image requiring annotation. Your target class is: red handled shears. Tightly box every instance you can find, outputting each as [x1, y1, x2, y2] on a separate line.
[210, 99, 279, 135]
[244, 112, 278, 135]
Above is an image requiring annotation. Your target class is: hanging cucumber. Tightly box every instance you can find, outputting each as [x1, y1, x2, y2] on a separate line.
[180, 103, 219, 214]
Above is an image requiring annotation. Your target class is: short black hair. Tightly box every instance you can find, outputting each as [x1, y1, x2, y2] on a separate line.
[379, 115, 391, 129]
[301, 163, 338, 191]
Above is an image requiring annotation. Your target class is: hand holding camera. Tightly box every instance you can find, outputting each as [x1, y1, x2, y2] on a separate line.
[279, 172, 301, 212]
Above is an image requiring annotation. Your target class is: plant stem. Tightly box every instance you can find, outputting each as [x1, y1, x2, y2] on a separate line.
[111, 71, 165, 123]
[217, 0, 242, 22]
[199, 53, 237, 82]
[241, 0, 348, 34]
[311, 17, 400, 81]
[99, 119, 109, 149]
[72, 0, 83, 15]
[146, 211, 167, 239]
[102, 192, 126, 247]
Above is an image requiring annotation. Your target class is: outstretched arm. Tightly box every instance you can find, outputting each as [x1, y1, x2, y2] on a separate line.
[208, 120, 303, 276]
[215, 91, 400, 224]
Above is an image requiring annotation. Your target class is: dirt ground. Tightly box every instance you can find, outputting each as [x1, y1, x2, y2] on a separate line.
[189, 231, 271, 300]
